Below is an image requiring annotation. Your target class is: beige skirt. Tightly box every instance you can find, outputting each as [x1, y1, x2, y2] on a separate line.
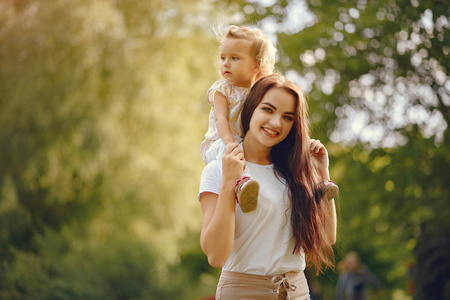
[216, 270, 310, 300]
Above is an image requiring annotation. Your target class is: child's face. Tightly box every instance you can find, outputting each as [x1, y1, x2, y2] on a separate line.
[220, 38, 260, 88]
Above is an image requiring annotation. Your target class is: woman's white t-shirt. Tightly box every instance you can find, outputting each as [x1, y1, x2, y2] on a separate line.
[199, 160, 306, 276]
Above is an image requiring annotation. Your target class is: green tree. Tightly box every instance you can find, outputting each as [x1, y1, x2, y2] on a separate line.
[235, 0, 449, 298]
[0, 0, 223, 298]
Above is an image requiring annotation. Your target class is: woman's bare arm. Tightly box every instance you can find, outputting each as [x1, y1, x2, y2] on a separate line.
[199, 144, 245, 267]
[310, 138, 338, 245]
[322, 196, 337, 245]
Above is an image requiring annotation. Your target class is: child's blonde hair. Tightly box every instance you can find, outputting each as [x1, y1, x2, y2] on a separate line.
[217, 25, 277, 77]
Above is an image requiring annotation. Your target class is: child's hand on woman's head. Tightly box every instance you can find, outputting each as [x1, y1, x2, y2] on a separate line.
[222, 143, 245, 182]
[309, 138, 330, 179]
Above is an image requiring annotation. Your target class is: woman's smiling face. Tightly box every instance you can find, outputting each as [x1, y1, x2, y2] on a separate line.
[246, 87, 296, 149]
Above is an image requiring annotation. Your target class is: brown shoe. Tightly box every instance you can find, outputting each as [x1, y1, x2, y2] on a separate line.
[234, 176, 259, 213]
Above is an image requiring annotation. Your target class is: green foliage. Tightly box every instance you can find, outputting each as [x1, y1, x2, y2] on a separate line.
[0, 0, 224, 298]
[237, 0, 449, 299]
[0, 225, 180, 299]
[1, 0, 448, 299]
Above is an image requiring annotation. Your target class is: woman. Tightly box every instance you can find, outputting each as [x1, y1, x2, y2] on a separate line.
[199, 74, 337, 299]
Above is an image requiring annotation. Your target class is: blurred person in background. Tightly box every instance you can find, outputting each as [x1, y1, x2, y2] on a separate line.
[335, 251, 382, 300]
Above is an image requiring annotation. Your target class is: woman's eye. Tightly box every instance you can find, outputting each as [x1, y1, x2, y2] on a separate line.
[232, 56, 239, 60]
[262, 107, 272, 113]
[283, 116, 294, 122]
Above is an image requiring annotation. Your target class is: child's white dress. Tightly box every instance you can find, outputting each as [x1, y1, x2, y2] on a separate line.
[200, 79, 250, 164]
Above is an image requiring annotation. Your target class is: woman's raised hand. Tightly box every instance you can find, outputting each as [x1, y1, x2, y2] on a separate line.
[309, 138, 330, 180]
[222, 142, 246, 183]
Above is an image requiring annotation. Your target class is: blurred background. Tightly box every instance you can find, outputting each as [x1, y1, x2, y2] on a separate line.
[0, 0, 448, 299]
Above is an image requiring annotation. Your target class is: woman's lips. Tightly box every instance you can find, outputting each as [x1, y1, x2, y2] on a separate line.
[262, 127, 279, 137]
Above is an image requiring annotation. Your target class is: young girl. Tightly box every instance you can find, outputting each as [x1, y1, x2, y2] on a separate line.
[199, 74, 338, 299]
[200, 25, 277, 213]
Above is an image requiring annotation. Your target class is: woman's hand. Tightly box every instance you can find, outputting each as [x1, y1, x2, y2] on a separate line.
[309, 138, 330, 180]
[222, 142, 245, 183]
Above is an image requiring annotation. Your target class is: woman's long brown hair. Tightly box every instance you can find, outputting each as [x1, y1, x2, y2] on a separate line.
[241, 74, 334, 274]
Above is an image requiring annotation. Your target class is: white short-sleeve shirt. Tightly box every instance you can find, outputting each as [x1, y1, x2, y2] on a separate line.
[199, 160, 306, 276]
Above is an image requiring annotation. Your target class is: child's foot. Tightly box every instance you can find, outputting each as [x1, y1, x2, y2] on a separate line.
[321, 180, 339, 201]
[234, 176, 259, 213]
